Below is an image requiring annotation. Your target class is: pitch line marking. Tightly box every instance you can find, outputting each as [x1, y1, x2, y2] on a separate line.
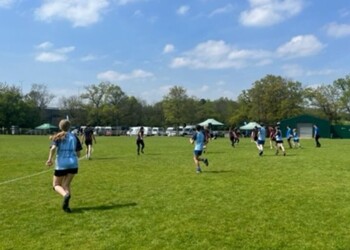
[0, 157, 86, 186]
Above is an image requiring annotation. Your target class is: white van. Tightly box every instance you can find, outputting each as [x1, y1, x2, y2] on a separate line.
[143, 126, 152, 136]
[127, 126, 152, 136]
[165, 127, 177, 136]
[152, 127, 165, 136]
[127, 126, 140, 136]
[183, 125, 196, 136]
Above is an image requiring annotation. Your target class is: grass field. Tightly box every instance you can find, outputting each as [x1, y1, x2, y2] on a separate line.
[1, 135, 350, 249]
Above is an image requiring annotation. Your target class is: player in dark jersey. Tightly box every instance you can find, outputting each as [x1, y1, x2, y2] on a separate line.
[81, 125, 96, 160]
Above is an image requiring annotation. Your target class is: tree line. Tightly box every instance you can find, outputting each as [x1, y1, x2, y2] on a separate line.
[1, 74, 350, 132]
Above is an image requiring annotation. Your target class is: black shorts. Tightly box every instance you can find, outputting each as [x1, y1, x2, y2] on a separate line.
[54, 168, 78, 177]
[85, 139, 93, 146]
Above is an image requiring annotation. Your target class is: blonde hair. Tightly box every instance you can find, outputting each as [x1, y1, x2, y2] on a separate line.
[51, 119, 71, 141]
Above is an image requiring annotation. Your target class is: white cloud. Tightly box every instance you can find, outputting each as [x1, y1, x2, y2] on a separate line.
[282, 64, 336, 78]
[163, 44, 175, 54]
[339, 8, 350, 18]
[115, 0, 142, 5]
[306, 69, 336, 76]
[209, 4, 234, 17]
[35, 42, 75, 62]
[170, 40, 271, 69]
[240, 0, 304, 27]
[133, 10, 143, 17]
[36, 52, 67, 62]
[35, 0, 110, 27]
[56, 46, 75, 53]
[325, 22, 350, 38]
[97, 69, 153, 82]
[36, 41, 54, 50]
[177, 5, 190, 15]
[81, 54, 97, 62]
[276, 35, 325, 58]
[0, 0, 15, 8]
[282, 64, 304, 77]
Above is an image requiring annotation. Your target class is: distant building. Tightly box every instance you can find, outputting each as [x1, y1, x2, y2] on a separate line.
[280, 115, 330, 138]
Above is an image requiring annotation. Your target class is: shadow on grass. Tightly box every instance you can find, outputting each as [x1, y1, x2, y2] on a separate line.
[86, 157, 121, 161]
[72, 202, 137, 213]
[204, 170, 234, 174]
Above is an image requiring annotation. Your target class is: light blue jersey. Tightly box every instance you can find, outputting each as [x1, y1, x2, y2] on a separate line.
[286, 127, 292, 138]
[258, 127, 266, 141]
[54, 133, 79, 170]
[192, 131, 205, 151]
[293, 131, 299, 141]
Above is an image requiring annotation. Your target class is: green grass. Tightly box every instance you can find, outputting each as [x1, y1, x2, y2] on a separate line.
[1, 135, 350, 249]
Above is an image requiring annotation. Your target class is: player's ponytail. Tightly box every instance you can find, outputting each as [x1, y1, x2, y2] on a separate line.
[51, 119, 71, 141]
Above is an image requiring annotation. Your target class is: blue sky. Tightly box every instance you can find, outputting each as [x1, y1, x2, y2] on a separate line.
[1, 0, 350, 106]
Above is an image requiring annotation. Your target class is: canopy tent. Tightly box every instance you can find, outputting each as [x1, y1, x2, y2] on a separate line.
[35, 123, 58, 130]
[199, 118, 224, 127]
[239, 122, 261, 130]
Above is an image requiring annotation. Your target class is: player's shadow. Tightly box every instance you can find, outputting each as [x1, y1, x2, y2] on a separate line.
[88, 157, 121, 161]
[72, 202, 137, 213]
[204, 170, 234, 174]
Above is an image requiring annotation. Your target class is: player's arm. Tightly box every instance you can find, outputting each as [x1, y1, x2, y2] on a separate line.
[46, 145, 57, 166]
[190, 133, 196, 144]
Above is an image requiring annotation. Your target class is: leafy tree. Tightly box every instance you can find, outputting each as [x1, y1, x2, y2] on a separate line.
[24, 83, 55, 123]
[119, 96, 143, 126]
[58, 95, 87, 126]
[25, 83, 54, 109]
[194, 99, 216, 123]
[212, 97, 238, 126]
[141, 102, 166, 127]
[0, 83, 38, 131]
[235, 75, 304, 124]
[304, 85, 341, 123]
[333, 75, 350, 117]
[162, 86, 192, 126]
[230, 90, 251, 126]
[81, 82, 128, 125]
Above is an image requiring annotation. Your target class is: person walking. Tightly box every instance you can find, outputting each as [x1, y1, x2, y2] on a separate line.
[274, 125, 286, 156]
[286, 126, 293, 148]
[190, 125, 209, 173]
[292, 128, 301, 148]
[268, 126, 276, 149]
[136, 126, 145, 155]
[81, 125, 96, 160]
[229, 126, 238, 148]
[314, 124, 321, 147]
[46, 119, 82, 213]
[256, 124, 266, 156]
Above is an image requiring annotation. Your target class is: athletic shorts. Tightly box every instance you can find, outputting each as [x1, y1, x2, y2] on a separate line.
[257, 140, 265, 145]
[276, 140, 283, 144]
[85, 139, 93, 146]
[194, 150, 203, 157]
[54, 168, 78, 177]
[293, 139, 299, 142]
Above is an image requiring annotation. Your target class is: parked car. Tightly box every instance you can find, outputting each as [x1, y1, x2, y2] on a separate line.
[127, 126, 152, 136]
[152, 127, 165, 136]
[143, 126, 153, 136]
[183, 125, 196, 136]
[127, 126, 140, 136]
[165, 127, 177, 136]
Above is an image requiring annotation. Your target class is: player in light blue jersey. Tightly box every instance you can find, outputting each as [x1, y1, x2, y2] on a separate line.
[46, 119, 82, 213]
[292, 128, 300, 148]
[190, 125, 209, 173]
[313, 124, 321, 147]
[256, 124, 266, 156]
